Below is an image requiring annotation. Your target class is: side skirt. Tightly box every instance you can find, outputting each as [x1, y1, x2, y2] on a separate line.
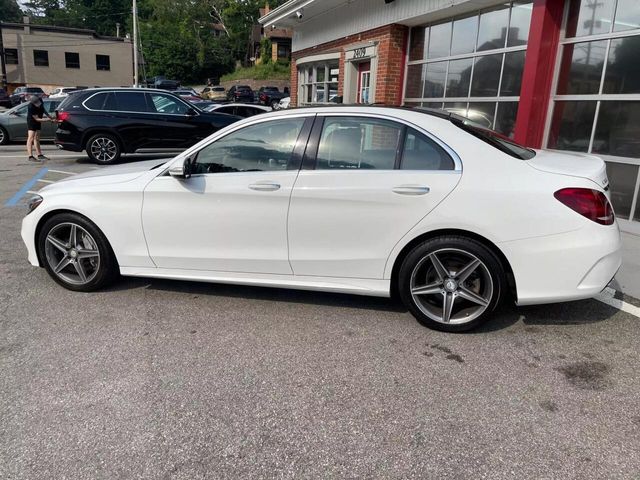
[119, 266, 391, 298]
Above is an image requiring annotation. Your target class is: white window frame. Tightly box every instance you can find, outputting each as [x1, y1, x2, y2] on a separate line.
[298, 62, 339, 105]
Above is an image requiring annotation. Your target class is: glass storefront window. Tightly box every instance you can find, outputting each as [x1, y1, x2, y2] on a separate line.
[547, 101, 597, 152]
[428, 22, 452, 59]
[495, 102, 519, 138]
[445, 58, 472, 97]
[500, 50, 526, 96]
[404, 2, 530, 136]
[423, 61, 447, 98]
[566, 0, 616, 38]
[556, 40, 607, 95]
[451, 16, 478, 55]
[470, 54, 502, 97]
[613, 0, 640, 32]
[593, 101, 640, 158]
[298, 62, 339, 105]
[508, 2, 533, 47]
[605, 162, 639, 219]
[603, 36, 640, 94]
[477, 5, 510, 51]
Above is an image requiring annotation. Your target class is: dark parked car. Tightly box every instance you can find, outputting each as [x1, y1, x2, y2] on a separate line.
[54, 88, 241, 164]
[257, 86, 287, 109]
[10, 86, 47, 106]
[227, 85, 254, 103]
[0, 88, 11, 108]
[204, 103, 271, 118]
[0, 99, 62, 144]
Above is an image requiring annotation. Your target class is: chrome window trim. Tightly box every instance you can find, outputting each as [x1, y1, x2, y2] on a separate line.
[81, 91, 200, 117]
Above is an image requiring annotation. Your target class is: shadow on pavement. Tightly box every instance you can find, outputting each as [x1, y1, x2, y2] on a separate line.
[105, 276, 621, 328]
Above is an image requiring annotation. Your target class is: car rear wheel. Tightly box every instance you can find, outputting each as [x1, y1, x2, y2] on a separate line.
[86, 133, 121, 164]
[270, 100, 279, 110]
[38, 213, 119, 292]
[398, 236, 506, 332]
[0, 126, 9, 145]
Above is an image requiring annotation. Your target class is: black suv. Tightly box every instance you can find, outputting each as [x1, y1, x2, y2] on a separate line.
[257, 86, 287, 109]
[55, 88, 241, 164]
[227, 85, 254, 103]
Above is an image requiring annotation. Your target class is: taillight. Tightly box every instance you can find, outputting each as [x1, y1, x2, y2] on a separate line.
[554, 188, 614, 225]
[57, 111, 70, 122]
[260, 93, 267, 100]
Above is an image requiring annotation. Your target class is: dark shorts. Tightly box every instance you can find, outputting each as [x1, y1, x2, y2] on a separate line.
[27, 121, 41, 132]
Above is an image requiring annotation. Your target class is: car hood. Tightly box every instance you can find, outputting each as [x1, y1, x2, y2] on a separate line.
[527, 150, 609, 189]
[49, 159, 168, 188]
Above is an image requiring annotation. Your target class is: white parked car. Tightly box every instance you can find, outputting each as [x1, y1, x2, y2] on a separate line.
[204, 103, 271, 117]
[278, 97, 290, 110]
[21, 107, 621, 332]
[49, 87, 80, 98]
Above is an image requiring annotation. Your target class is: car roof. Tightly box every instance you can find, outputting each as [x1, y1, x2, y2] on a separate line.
[209, 103, 270, 110]
[72, 87, 182, 95]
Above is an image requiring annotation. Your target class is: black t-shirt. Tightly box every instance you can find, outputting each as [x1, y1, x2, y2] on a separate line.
[27, 102, 47, 130]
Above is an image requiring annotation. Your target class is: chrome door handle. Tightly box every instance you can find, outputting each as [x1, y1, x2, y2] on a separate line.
[392, 185, 430, 195]
[249, 181, 281, 191]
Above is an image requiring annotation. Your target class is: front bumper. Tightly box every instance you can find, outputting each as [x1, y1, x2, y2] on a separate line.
[21, 210, 42, 267]
[500, 223, 622, 306]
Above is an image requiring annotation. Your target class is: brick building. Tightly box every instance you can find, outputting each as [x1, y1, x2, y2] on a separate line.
[259, 0, 640, 232]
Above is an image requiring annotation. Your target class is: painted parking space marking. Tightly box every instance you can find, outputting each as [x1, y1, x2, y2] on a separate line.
[594, 287, 640, 318]
[48, 169, 78, 175]
[37, 179, 55, 184]
[4, 167, 48, 206]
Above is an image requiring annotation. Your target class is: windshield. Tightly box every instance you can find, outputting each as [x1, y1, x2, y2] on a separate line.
[452, 119, 536, 160]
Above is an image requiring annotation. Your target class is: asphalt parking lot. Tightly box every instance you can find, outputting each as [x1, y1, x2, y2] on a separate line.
[1, 144, 640, 479]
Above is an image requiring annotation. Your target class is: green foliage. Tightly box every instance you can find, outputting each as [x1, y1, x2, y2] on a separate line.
[260, 38, 272, 64]
[16, 0, 292, 84]
[0, 0, 23, 22]
[221, 60, 290, 82]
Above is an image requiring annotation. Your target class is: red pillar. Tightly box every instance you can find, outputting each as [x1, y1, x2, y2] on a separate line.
[513, 0, 565, 147]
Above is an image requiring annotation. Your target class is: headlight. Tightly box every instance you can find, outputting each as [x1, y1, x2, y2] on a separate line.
[26, 195, 43, 215]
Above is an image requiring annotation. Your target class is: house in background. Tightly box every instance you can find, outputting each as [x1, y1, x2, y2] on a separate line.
[253, 3, 292, 63]
[1, 16, 133, 93]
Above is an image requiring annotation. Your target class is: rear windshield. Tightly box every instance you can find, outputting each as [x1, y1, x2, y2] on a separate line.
[453, 119, 536, 160]
[212, 87, 225, 91]
[26, 88, 44, 93]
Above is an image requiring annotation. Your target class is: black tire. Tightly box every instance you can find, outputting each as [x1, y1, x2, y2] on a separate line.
[86, 133, 121, 164]
[270, 100, 279, 110]
[38, 212, 119, 292]
[398, 235, 506, 332]
[0, 126, 9, 145]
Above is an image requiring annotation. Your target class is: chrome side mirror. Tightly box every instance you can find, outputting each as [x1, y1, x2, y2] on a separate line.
[169, 157, 193, 179]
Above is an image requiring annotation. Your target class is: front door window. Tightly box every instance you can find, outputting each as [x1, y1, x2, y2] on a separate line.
[358, 62, 371, 104]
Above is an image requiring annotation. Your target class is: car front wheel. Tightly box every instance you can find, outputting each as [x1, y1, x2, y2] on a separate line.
[86, 133, 121, 164]
[0, 126, 9, 145]
[38, 213, 119, 291]
[398, 236, 506, 332]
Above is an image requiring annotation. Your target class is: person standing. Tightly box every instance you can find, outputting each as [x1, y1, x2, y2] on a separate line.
[26, 95, 55, 162]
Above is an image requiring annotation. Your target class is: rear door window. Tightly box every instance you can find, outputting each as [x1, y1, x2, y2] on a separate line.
[115, 92, 150, 113]
[401, 128, 455, 170]
[315, 117, 402, 170]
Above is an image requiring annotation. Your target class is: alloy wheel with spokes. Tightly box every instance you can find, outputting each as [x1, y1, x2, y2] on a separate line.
[38, 212, 119, 291]
[44, 222, 101, 285]
[87, 134, 121, 164]
[0, 127, 8, 145]
[399, 236, 505, 332]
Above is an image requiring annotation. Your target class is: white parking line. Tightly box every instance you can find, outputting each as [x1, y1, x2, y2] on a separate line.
[37, 179, 55, 184]
[594, 287, 640, 318]
[47, 169, 77, 175]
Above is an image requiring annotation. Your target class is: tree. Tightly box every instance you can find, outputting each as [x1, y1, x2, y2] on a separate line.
[1, 0, 23, 22]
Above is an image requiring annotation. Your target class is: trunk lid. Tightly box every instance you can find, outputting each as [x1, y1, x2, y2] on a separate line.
[527, 150, 609, 190]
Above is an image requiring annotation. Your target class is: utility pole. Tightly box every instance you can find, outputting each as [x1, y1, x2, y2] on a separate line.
[0, 21, 7, 90]
[133, 0, 139, 87]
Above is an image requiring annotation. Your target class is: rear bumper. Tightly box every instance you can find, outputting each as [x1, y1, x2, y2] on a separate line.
[54, 139, 83, 152]
[500, 223, 622, 306]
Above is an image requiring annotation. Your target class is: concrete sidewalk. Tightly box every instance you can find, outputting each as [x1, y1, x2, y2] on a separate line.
[612, 231, 640, 300]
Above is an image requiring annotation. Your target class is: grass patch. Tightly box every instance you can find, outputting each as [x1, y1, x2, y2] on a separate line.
[221, 61, 290, 82]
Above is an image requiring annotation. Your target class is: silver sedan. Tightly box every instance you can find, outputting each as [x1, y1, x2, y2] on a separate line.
[0, 99, 61, 145]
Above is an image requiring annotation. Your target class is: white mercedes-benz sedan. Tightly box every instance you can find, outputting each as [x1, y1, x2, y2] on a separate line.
[21, 106, 622, 332]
